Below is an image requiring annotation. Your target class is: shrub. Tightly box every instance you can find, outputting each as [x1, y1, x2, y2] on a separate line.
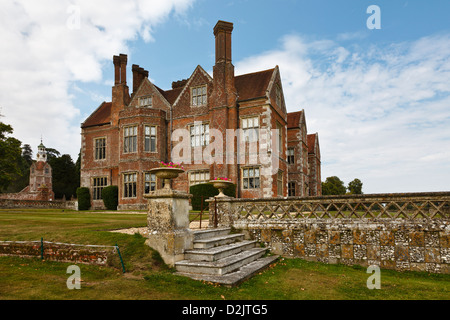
[189, 183, 236, 211]
[76, 187, 91, 210]
[102, 185, 118, 210]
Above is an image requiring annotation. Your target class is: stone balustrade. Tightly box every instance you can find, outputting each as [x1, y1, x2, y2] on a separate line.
[208, 192, 450, 274]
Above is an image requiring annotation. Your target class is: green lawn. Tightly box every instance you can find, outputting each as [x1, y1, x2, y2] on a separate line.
[0, 209, 449, 300]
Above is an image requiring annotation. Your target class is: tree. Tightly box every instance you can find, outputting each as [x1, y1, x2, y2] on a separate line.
[45, 147, 61, 162]
[49, 153, 78, 199]
[0, 121, 22, 191]
[102, 185, 118, 210]
[22, 144, 33, 166]
[348, 178, 363, 194]
[321, 176, 347, 195]
[76, 187, 91, 210]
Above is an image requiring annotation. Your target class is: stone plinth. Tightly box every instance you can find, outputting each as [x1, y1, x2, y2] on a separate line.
[144, 189, 193, 267]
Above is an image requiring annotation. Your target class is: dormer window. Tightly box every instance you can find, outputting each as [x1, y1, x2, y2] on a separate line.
[139, 96, 152, 107]
[192, 85, 207, 106]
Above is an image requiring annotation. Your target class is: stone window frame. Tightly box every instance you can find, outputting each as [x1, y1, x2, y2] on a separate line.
[191, 84, 207, 107]
[123, 125, 138, 154]
[144, 125, 157, 153]
[276, 121, 283, 156]
[139, 95, 153, 108]
[188, 169, 210, 187]
[287, 147, 295, 165]
[123, 172, 137, 198]
[288, 181, 296, 197]
[277, 170, 283, 196]
[240, 115, 260, 143]
[190, 122, 210, 147]
[94, 137, 107, 160]
[143, 172, 157, 194]
[92, 176, 108, 200]
[276, 84, 282, 108]
[241, 166, 261, 190]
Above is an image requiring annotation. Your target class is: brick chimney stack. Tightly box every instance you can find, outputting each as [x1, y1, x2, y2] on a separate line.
[119, 54, 127, 85]
[214, 20, 233, 64]
[132, 64, 149, 94]
[210, 20, 238, 187]
[111, 54, 130, 126]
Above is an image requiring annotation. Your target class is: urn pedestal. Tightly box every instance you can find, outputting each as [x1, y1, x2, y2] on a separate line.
[144, 167, 193, 267]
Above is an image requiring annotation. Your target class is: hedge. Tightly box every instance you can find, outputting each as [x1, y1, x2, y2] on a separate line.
[189, 183, 236, 211]
[76, 187, 91, 210]
[102, 185, 118, 210]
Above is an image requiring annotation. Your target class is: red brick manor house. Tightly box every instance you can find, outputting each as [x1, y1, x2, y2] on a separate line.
[81, 20, 321, 210]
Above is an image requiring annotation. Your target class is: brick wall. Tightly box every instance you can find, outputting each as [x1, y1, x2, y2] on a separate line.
[0, 198, 77, 210]
[0, 241, 115, 266]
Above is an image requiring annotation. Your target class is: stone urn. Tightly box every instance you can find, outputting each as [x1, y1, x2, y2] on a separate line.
[210, 179, 233, 197]
[150, 167, 184, 191]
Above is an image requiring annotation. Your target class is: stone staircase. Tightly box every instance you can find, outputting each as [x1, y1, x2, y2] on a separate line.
[175, 228, 278, 287]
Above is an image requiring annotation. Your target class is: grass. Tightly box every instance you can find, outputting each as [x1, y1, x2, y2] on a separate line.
[0, 208, 449, 300]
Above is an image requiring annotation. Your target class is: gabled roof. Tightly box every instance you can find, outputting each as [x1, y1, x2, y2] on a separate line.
[307, 133, 318, 154]
[156, 86, 184, 105]
[81, 67, 278, 128]
[172, 65, 213, 107]
[287, 110, 305, 129]
[235, 68, 275, 102]
[81, 102, 111, 128]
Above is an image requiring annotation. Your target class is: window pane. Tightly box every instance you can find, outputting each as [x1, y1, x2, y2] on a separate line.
[151, 126, 156, 135]
[151, 137, 156, 152]
[249, 178, 254, 188]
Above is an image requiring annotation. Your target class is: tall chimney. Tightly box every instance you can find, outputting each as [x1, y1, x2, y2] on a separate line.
[214, 20, 233, 64]
[119, 54, 127, 85]
[111, 54, 130, 126]
[210, 20, 237, 183]
[113, 55, 121, 85]
[132, 64, 140, 93]
[132, 64, 149, 94]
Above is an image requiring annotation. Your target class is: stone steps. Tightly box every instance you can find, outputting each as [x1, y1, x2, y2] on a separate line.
[185, 240, 259, 262]
[175, 228, 278, 286]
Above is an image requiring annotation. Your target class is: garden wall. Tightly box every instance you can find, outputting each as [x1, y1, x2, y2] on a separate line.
[209, 192, 450, 274]
[0, 198, 78, 210]
[0, 240, 116, 266]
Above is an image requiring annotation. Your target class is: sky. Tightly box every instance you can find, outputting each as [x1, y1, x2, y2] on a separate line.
[0, 0, 449, 194]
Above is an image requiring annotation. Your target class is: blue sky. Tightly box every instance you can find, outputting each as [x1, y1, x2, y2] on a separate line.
[1, 0, 449, 194]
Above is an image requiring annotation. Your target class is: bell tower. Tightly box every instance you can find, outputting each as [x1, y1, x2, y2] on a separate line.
[36, 139, 47, 162]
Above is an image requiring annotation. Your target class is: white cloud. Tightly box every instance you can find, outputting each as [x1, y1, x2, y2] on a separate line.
[235, 33, 450, 193]
[0, 0, 195, 160]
